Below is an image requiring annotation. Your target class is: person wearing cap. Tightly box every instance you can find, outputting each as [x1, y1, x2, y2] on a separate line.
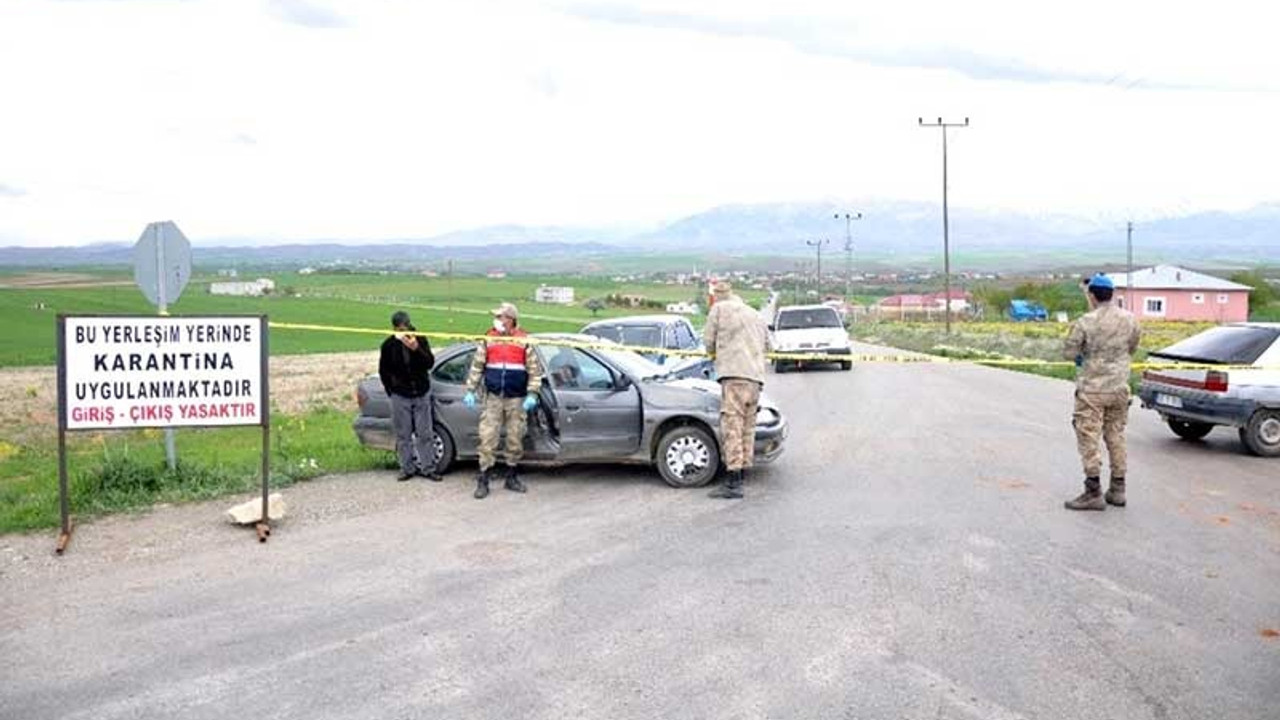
[1062, 273, 1141, 511]
[379, 310, 440, 482]
[702, 280, 769, 499]
[462, 302, 544, 499]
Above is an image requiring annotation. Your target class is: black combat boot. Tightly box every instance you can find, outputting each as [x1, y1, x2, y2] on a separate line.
[1105, 477, 1126, 507]
[473, 470, 491, 500]
[503, 464, 527, 493]
[708, 469, 745, 499]
[1064, 476, 1105, 511]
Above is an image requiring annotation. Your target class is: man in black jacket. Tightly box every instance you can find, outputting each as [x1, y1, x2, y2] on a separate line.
[379, 310, 441, 482]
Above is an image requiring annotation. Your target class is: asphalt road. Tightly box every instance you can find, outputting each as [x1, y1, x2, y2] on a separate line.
[3, 342, 1278, 719]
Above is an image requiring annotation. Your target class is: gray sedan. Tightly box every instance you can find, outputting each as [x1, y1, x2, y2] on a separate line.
[353, 334, 787, 487]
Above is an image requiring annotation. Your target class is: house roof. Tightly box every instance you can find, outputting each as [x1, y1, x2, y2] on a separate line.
[1111, 265, 1252, 291]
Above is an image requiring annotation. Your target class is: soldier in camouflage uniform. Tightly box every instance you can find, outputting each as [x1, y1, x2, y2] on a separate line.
[703, 280, 769, 500]
[462, 302, 544, 499]
[1062, 273, 1141, 511]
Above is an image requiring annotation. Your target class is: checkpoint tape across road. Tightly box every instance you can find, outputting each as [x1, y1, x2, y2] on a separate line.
[266, 321, 1273, 372]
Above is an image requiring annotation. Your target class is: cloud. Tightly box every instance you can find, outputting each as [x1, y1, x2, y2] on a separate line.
[0, 183, 27, 198]
[265, 0, 348, 29]
[566, 3, 1271, 92]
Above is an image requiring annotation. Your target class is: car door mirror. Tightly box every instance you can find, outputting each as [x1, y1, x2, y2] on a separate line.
[615, 373, 634, 392]
[767, 324, 775, 332]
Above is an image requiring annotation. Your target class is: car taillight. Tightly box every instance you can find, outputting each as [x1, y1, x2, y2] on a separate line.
[1205, 371, 1229, 392]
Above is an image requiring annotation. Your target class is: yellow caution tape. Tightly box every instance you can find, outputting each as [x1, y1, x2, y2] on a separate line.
[266, 321, 1274, 372]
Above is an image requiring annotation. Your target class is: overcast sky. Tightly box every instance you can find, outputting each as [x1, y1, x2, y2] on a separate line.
[1, 0, 1278, 247]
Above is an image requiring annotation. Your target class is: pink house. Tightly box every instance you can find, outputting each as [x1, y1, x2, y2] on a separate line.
[1112, 265, 1252, 322]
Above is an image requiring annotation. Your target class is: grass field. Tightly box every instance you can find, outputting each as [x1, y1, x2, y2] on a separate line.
[0, 407, 394, 533]
[0, 271, 759, 367]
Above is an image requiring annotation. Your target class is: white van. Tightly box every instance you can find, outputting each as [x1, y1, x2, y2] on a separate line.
[769, 305, 852, 372]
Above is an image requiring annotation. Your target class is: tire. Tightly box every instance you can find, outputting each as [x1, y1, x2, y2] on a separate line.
[773, 360, 788, 374]
[840, 361, 852, 371]
[1166, 418, 1213, 441]
[654, 425, 720, 488]
[1241, 409, 1280, 457]
[429, 424, 456, 473]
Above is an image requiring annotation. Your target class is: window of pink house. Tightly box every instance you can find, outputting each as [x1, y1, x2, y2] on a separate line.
[1217, 294, 1229, 304]
[1191, 293, 1205, 304]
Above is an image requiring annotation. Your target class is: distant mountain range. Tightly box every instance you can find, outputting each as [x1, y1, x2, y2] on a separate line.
[2, 200, 1276, 271]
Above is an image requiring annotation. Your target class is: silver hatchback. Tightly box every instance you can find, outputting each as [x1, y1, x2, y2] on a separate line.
[353, 335, 787, 486]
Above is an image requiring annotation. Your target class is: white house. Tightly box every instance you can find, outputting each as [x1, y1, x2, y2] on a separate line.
[210, 278, 276, 297]
[534, 285, 575, 304]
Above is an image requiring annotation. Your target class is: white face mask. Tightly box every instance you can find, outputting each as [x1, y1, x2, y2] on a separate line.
[493, 319, 507, 334]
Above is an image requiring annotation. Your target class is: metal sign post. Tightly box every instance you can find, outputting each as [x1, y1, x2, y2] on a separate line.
[133, 221, 192, 470]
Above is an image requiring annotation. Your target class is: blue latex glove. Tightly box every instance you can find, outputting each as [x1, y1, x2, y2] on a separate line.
[463, 391, 477, 409]
[522, 394, 538, 412]
[1074, 354, 1084, 368]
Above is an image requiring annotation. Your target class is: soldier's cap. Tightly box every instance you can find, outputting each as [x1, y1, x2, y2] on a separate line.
[390, 310, 412, 328]
[1087, 273, 1115, 290]
[491, 302, 519, 320]
[712, 280, 732, 296]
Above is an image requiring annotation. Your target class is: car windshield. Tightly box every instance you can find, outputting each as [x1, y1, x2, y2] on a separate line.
[776, 309, 841, 330]
[586, 324, 663, 349]
[1150, 326, 1280, 365]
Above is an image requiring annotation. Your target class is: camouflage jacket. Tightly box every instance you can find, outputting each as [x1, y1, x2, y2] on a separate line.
[1063, 303, 1141, 393]
[703, 294, 768, 385]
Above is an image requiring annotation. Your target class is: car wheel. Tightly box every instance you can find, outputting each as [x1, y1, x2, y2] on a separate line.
[1241, 409, 1280, 457]
[773, 360, 788, 373]
[840, 361, 852, 371]
[1166, 418, 1213, 441]
[655, 425, 720, 488]
[430, 424, 456, 473]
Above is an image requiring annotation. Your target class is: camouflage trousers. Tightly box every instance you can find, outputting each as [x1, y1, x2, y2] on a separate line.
[1072, 389, 1130, 479]
[720, 378, 761, 471]
[478, 395, 527, 471]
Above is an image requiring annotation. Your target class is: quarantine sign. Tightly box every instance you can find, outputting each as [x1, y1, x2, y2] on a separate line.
[59, 315, 267, 430]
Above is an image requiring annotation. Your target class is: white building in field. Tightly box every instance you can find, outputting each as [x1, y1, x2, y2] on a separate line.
[665, 301, 700, 315]
[210, 278, 276, 297]
[534, 285, 575, 304]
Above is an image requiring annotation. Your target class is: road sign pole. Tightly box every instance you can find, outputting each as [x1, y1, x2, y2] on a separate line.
[154, 225, 178, 471]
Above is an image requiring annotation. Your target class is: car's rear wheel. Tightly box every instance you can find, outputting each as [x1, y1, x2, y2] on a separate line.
[1241, 409, 1280, 457]
[1166, 418, 1213, 441]
[655, 425, 720, 488]
[840, 360, 852, 371]
[773, 360, 788, 373]
[430, 424, 456, 473]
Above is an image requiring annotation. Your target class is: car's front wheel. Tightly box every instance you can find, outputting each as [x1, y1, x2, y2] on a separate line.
[430, 424, 456, 473]
[1241, 409, 1280, 457]
[840, 360, 852, 371]
[655, 425, 720, 488]
[1166, 418, 1213, 441]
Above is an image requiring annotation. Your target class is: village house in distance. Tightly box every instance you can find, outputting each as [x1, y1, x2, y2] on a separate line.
[1114, 265, 1252, 322]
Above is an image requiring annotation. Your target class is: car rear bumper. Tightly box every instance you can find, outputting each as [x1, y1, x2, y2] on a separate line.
[1137, 382, 1256, 427]
[353, 415, 395, 451]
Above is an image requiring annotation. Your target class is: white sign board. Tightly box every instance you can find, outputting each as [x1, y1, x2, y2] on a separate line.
[60, 316, 266, 430]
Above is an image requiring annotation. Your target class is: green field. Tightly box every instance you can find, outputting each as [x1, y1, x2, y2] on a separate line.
[0, 272, 757, 368]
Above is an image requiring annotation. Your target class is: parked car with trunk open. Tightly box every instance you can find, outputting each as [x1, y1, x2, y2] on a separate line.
[353, 334, 787, 487]
[1137, 323, 1280, 457]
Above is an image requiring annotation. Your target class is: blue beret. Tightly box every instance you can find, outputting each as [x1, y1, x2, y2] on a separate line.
[1087, 273, 1114, 290]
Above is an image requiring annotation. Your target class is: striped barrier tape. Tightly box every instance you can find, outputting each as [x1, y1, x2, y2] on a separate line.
[265, 321, 1274, 372]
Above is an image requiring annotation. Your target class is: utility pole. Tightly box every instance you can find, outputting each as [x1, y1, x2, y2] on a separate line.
[806, 239, 829, 299]
[918, 116, 969, 334]
[1126, 221, 1134, 310]
[834, 212, 862, 300]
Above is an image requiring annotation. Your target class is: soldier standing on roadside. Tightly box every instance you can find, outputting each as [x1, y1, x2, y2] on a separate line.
[703, 280, 769, 500]
[462, 302, 544, 500]
[1063, 273, 1141, 511]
